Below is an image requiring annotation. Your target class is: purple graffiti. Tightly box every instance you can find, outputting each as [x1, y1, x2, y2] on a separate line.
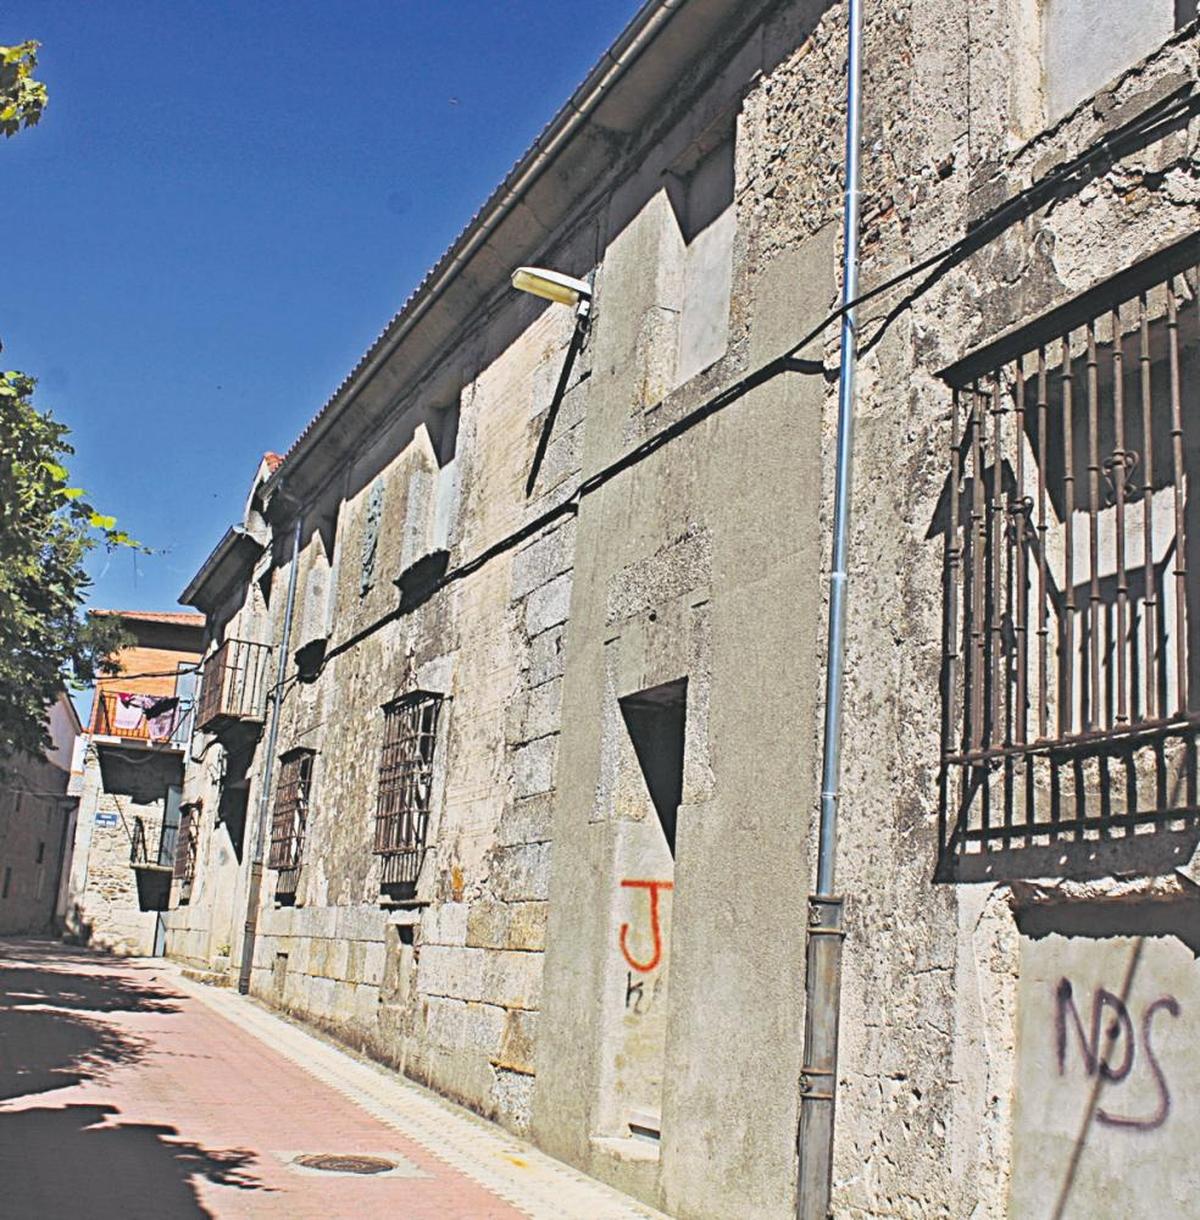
[1055, 978, 1181, 1131]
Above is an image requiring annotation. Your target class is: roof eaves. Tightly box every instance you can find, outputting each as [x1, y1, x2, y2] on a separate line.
[264, 0, 690, 499]
[178, 526, 265, 613]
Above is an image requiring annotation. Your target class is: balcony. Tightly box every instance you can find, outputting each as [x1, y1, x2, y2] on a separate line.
[196, 638, 272, 733]
[92, 690, 194, 750]
[129, 815, 175, 912]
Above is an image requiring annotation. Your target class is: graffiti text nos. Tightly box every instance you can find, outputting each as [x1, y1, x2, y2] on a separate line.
[1055, 977, 1181, 1132]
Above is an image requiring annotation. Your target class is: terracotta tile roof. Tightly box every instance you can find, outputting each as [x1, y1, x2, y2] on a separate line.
[263, 452, 284, 473]
[90, 609, 206, 628]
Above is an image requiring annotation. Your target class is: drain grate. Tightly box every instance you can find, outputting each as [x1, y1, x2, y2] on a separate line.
[294, 1154, 397, 1175]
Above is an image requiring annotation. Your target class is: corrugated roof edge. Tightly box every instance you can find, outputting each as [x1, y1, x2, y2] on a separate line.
[264, 0, 685, 497]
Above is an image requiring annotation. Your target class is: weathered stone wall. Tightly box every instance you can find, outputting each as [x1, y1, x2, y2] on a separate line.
[166, 1, 1198, 1216]
[65, 744, 166, 955]
[214, 293, 590, 1136]
[813, 5, 1198, 1218]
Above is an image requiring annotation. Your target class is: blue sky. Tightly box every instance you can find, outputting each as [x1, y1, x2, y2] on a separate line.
[2, 0, 641, 617]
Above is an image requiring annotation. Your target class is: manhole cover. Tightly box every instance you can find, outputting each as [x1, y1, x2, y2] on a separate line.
[294, 1154, 397, 1175]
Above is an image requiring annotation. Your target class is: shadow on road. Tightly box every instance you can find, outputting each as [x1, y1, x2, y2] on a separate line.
[0, 945, 178, 1102]
[0, 940, 266, 1212]
[0, 1004, 146, 1101]
[0, 1103, 264, 1217]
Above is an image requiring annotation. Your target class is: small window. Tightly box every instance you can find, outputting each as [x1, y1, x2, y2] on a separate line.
[269, 749, 314, 884]
[375, 692, 443, 890]
[174, 803, 200, 886]
[35, 841, 44, 864]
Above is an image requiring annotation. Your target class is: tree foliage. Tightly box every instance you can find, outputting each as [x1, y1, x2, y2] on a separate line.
[0, 42, 47, 138]
[0, 372, 135, 761]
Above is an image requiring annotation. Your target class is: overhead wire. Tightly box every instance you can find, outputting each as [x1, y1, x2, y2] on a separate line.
[317, 82, 1197, 674]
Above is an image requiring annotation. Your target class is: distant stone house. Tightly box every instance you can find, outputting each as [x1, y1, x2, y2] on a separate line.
[166, 2, 1198, 1217]
[66, 609, 204, 955]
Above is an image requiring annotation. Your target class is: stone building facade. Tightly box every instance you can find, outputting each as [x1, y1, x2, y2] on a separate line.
[166, 2, 1198, 1216]
[0, 692, 80, 936]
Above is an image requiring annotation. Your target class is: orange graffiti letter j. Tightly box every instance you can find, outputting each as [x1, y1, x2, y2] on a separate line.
[619, 879, 674, 973]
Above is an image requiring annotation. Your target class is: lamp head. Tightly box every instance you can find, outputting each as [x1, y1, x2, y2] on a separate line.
[510, 266, 592, 311]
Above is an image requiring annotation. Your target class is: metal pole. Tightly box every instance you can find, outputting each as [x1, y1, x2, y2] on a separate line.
[797, 0, 863, 1214]
[238, 510, 303, 994]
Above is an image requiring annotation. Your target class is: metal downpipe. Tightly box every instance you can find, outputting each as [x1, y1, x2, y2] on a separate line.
[237, 511, 303, 995]
[797, 0, 863, 1214]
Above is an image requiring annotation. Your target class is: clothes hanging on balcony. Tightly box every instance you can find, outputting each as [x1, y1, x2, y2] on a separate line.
[114, 693, 146, 731]
[145, 696, 180, 744]
[115, 693, 180, 742]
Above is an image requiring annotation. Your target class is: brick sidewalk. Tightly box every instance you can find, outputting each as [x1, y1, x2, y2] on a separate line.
[0, 938, 666, 1219]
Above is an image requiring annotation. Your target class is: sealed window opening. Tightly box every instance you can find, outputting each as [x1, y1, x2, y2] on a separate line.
[272, 951, 288, 996]
[1041, 0, 1195, 124]
[376, 691, 443, 894]
[669, 135, 735, 245]
[670, 133, 736, 388]
[619, 678, 688, 856]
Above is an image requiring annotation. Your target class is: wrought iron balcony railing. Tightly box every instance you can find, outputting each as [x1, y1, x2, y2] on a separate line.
[196, 638, 272, 733]
[130, 815, 175, 912]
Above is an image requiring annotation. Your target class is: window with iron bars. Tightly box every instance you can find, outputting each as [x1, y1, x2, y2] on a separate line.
[940, 246, 1197, 865]
[174, 802, 200, 885]
[269, 750, 314, 892]
[375, 692, 442, 889]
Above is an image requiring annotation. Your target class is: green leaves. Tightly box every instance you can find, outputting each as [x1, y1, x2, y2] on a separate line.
[0, 368, 141, 763]
[0, 41, 47, 138]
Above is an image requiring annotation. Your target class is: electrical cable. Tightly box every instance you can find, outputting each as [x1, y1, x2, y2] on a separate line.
[211, 84, 1200, 689]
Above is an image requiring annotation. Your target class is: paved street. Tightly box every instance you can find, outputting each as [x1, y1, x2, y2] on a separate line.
[0, 939, 664, 1219]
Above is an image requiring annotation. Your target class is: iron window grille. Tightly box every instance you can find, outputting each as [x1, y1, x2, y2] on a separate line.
[375, 691, 443, 889]
[174, 803, 200, 884]
[269, 749, 314, 891]
[940, 247, 1197, 861]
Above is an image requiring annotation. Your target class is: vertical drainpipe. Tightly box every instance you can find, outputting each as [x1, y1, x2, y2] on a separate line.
[797, 0, 863, 1216]
[238, 509, 303, 995]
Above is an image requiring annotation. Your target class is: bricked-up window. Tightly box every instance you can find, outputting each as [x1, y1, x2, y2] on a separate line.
[939, 248, 1197, 864]
[269, 749, 314, 879]
[375, 692, 442, 889]
[174, 802, 200, 884]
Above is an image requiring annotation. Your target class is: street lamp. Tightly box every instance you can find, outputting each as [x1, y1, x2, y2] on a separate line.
[510, 266, 592, 320]
[510, 266, 593, 497]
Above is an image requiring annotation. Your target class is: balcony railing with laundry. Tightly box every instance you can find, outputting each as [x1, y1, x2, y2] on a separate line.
[91, 686, 196, 749]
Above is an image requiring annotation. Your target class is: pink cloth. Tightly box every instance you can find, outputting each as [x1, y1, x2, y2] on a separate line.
[114, 694, 145, 731]
[146, 698, 180, 743]
[114, 693, 179, 742]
